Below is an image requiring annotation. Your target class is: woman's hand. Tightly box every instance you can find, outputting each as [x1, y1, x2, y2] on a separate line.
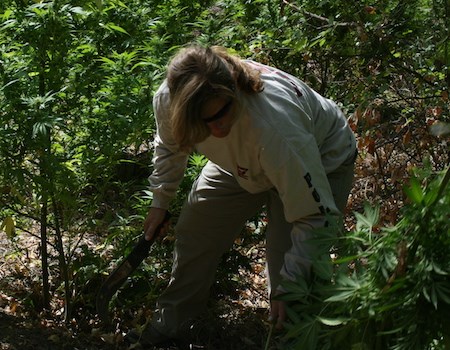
[143, 207, 170, 241]
[269, 298, 287, 330]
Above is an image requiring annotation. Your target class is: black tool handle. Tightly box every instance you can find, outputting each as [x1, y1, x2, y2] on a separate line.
[127, 212, 170, 267]
[96, 211, 171, 325]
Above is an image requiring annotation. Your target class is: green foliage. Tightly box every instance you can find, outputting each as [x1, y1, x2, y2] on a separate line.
[281, 167, 450, 350]
[173, 153, 208, 213]
[0, 0, 169, 318]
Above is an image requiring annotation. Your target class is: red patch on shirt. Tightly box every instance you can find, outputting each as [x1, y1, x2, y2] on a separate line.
[237, 165, 249, 179]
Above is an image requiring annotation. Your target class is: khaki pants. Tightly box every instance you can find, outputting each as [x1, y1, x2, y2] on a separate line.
[152, 157, 355, 337]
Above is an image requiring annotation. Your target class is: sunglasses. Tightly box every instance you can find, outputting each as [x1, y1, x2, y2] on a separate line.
[202, 100, 233, 124]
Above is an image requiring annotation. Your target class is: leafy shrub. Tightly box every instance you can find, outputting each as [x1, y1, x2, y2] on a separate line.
[280, 166, 450, 350]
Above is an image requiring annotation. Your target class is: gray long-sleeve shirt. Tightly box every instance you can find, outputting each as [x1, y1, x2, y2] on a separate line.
[149, 60, 356, 280]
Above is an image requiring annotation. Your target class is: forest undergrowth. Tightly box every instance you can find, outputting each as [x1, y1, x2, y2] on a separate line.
[1, 122, 447, 350]
[1, 0, 449, 349]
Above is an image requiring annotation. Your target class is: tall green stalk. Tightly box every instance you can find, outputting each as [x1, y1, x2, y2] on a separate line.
[40, 196, 50, 310]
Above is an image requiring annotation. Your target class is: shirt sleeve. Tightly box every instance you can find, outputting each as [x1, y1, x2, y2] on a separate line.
[148, 83, 189, 209]
[281, 214, 327, 282]
[260, 132, 338, 282]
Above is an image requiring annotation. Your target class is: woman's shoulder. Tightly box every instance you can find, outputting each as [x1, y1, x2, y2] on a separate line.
[154, 79, 169, 98]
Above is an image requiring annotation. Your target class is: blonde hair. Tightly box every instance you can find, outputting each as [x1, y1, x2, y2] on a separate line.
[167, 45, 264, 151]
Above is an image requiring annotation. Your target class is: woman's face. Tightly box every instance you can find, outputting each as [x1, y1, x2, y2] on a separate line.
[201, 96, 235, 138]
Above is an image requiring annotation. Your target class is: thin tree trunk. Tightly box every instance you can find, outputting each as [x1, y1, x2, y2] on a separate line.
[51, 195, 72, 322]
[40, 197, 50, 310]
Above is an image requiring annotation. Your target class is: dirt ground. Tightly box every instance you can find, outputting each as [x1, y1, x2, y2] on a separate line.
[0, 296, 274, 350]
[0, 231, 274, 350]
[0, 311, 111, 350]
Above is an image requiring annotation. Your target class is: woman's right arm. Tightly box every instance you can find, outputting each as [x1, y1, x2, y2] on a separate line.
[145, 82, 189, 238]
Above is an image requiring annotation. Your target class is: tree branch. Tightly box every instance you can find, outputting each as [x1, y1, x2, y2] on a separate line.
[281, 0, 357, 28]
